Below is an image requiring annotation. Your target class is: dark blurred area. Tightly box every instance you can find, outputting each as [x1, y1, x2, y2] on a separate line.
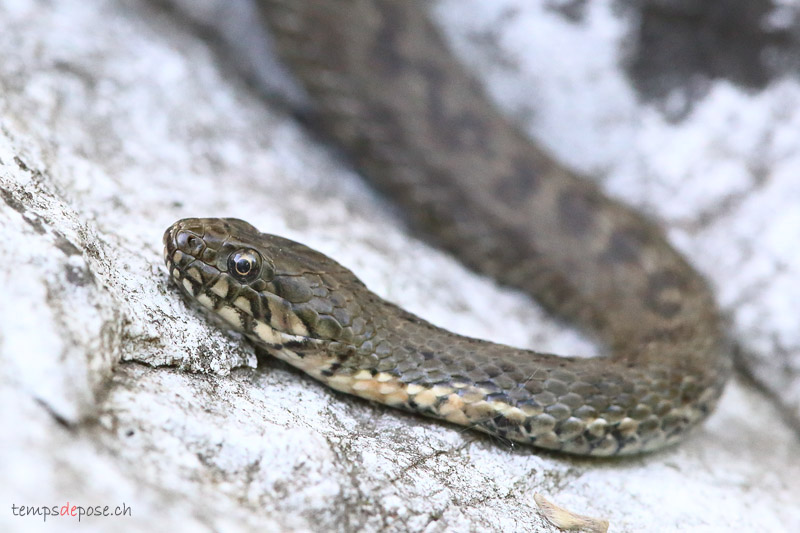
[624, 0, 800, 116]
[152, 0, 800, 120]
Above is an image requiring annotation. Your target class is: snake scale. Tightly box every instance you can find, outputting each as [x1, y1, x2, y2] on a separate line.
[164, 0, 730, 456]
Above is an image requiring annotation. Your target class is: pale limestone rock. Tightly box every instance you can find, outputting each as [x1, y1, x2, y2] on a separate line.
[1, 1, 798, 532]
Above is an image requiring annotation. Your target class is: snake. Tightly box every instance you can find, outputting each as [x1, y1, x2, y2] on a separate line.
[163, 0, 730, 456]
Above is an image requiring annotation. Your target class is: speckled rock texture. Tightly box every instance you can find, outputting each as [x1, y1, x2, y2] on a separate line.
[1, 1, 798, 532]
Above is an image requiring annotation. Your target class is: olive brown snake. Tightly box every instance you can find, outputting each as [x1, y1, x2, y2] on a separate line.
[164, 0, 730, 456]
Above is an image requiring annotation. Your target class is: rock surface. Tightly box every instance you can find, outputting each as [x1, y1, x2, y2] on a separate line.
[1, 1, 798, 532]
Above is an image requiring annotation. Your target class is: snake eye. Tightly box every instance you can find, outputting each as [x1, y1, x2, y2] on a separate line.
[227, 248, 262, 283]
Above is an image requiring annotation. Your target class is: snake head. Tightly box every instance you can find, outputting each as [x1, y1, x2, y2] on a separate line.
[164, 218, 367, 353]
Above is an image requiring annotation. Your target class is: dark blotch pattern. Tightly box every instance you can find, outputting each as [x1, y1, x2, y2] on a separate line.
[558, 186, 596, 236]
[494, 155, 541, 207]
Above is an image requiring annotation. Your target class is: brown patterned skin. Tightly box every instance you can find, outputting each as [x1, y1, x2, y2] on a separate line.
[164, 0, 730, 455]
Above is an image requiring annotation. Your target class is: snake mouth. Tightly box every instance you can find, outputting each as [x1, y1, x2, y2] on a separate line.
[163, 218, 217, 297]
[162, 220, 183, 264]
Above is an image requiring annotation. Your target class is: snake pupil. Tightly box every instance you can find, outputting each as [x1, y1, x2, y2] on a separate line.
[228, 249, 262, 283]
[236, 258, 251, 275]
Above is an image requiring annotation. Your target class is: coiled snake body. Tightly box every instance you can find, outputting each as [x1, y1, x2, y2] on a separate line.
[164, 0, 730, 456]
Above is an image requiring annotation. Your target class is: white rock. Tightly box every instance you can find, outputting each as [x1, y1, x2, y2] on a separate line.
[1, 1, 798, 532]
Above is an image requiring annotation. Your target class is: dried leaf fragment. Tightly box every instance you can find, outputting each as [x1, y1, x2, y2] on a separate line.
[534, 493, 609, 533]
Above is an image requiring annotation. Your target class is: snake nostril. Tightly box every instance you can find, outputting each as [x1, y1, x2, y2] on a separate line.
[175, 230, 189, 247]
[176, 230, 205, 257]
